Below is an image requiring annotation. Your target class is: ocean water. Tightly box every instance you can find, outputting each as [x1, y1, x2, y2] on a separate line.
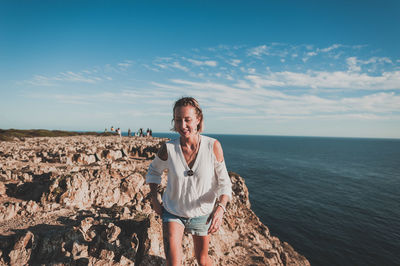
[151, 133, 400, 266]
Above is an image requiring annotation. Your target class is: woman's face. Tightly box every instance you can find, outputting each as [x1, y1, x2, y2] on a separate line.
[174, 106, 200, 138]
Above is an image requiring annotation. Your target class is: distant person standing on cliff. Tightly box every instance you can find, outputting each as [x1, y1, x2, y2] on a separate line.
[146, 97, 232, 265]
[116, 128, 121, 137]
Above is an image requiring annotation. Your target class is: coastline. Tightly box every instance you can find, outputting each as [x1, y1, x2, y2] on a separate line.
[0, 134, 309, 265]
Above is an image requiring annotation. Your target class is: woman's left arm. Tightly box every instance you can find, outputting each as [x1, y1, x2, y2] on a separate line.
[208, 140, 232, 234]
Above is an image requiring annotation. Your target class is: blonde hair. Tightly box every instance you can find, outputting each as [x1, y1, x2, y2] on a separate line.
[172, 97, 204, 132]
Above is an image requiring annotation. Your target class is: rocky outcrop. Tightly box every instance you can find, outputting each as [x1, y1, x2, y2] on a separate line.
[0, 136, 309, 265]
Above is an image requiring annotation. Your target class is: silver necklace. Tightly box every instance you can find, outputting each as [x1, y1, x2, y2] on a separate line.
[185, 135, 200, 176]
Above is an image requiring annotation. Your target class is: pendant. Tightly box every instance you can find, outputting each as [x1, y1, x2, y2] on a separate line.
[187, 169, 194, 176]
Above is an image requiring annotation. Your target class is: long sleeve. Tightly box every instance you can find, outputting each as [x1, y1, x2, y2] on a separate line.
[214, 159, 233, 201]
[146, 155, 168, 184]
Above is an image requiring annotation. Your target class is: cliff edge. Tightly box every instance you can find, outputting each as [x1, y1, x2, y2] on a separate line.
[0, 136, 310, 265]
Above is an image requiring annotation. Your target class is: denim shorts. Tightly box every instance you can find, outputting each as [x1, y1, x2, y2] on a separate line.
[162, 207, 211, 236]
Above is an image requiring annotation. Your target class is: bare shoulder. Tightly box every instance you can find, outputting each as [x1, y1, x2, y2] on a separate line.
[157, 142, 168, 161]
[213, 139, 224, 162]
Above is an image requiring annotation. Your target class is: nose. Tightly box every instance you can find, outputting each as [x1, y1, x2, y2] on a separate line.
[180, 121, 188, 130]
[175, 119, 185, 129]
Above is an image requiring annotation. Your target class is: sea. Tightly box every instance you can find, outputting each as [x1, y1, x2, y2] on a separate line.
[135, 132, 400, 265]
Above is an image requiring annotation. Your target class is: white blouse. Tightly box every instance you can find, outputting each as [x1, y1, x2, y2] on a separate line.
[146, 135, 232, 218]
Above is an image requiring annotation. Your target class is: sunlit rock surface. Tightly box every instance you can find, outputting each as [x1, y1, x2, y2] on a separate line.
[0, 136, 309, 265]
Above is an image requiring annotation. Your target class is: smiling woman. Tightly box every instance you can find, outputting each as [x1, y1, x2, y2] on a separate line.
[146, 97, 232, 265]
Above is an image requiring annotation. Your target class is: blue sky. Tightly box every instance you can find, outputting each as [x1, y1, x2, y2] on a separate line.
[1, 0, 400, 138]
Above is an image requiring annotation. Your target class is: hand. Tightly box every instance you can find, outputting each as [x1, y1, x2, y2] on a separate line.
[207, 206, 224, 234]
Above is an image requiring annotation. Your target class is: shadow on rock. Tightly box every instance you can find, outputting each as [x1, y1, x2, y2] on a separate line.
[5, 172, 52, 202]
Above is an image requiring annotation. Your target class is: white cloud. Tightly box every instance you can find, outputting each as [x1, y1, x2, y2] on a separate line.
[210, 90, 400, 120]
[153, 57, 189, 72]
[302, 44, 343, 62]
[245, 75, 285, 87]
[118, 60, 133, 70]
[341, 92, 400, 113]
[229, 59, 241, 66]
[207, 106, 256, 114]
[24, 61, 135, 86]
[245, 70, 400, 90]
[186, 58, 218, 67]
[18, 43, 400, 135]
[27, 71, 102, 86]
[346, 56, 393, 73]
[154, 63, 169, 69]
[247, 45, 269, 57]
[152, 77, 398, 119]
[226, 74, 234, 80]
[170, 62, 189, 72]
[61, 71, 100, 83]
[347, 57, 361, 72]
[319, 44, 341, 53]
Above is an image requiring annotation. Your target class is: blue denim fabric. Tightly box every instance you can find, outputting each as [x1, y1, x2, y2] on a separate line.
[162, 207, 211, 236]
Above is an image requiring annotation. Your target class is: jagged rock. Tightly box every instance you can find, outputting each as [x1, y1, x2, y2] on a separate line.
[58, 172, 90, 209]
[73, 153, 96, 165]
[9, 231, 35, 266]
[103, 150, 123, 161]
[106, 223, 121, 243]
[0, 202, 21, 222]
[0, 182, 6, 197]
[140, 213, 165, 265]
[71, 241, 88, 260]
[25, 200, 40, 214]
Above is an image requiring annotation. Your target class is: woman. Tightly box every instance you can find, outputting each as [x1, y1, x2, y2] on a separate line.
[146, 97, 232, 266]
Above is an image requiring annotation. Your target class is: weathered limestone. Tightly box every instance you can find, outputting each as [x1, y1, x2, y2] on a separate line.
[0, 136, 309, 265]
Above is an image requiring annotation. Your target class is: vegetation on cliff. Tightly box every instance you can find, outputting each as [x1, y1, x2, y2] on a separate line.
[0, 129, 115, 141]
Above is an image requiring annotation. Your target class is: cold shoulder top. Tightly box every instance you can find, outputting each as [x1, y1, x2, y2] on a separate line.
[146, 135, 232, 218]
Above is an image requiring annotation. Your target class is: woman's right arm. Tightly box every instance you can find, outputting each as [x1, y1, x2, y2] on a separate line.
[147, 143, 168, 215]
[149, 183, 163, 215]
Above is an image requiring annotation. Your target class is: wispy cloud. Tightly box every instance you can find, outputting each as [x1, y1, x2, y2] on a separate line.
[186, 58, 218, 67]
[23, 62, 126, 86]
[228, 59, 241, 66]
[152, 57, 189, 72]
[244, 70, 400, 90]
[117, 60, 133, 71]
[246, 45, 269, 57]
[319, 44, 342, 53]
[20, 43, 400, 125]
[26, 71, 102, 86]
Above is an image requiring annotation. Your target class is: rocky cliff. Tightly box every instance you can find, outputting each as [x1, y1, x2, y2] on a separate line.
[0, 136, 310, 265]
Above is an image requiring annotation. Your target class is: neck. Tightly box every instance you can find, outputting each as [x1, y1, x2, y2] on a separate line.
[180, 133, 199, 147]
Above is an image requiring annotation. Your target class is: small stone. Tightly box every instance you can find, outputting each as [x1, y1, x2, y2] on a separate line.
[106, 223, 121, 243]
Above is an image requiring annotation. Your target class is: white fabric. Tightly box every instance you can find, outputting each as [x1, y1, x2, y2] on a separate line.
[146, 135, 232, 218]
